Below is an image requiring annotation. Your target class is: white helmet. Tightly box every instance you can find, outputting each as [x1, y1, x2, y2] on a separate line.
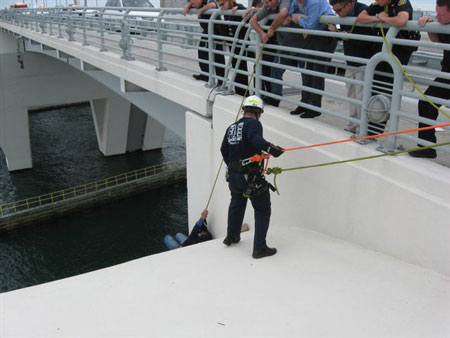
[243, 95, 264, 114]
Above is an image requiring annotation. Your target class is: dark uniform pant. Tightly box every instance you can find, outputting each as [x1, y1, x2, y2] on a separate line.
[301, 36, 338, 108]
[227, 172, 271, 251]
[198, 36, 225, 85]
[418, 74, 450, 144]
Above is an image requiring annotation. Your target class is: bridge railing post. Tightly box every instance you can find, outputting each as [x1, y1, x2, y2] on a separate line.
[57, 9, 63, 38]
[49, 9, 54, 36]
[39, 9, 46, 34]
[99, 8, 107, 51]
[82, 8, 89, 46]
[66, 13, 75, 42]
[119, 10, 134, 61]
[156, 9, 167, 71]
[206, 10, 221, 88]
[376, 26, 403, 153]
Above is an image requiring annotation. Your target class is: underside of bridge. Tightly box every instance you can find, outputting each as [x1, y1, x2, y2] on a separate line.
[0, 29, 183, 172]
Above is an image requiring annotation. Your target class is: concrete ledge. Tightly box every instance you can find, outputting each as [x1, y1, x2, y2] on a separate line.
[1, 226, 448, 337]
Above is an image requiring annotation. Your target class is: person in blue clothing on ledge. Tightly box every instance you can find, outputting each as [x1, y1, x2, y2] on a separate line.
[220, 95, 284, 259]
[164, 209, 212, 249]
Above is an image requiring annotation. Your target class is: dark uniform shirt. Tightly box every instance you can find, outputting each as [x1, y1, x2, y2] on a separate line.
[221, 3, 247, 40]
[220, 117, 270, 165]
[341, 1, 375, 67]
[365, 0, 412, 20]
[365, 0, 414, 64]
[438, 32, 450, 72]
[195, 0, 222, 35]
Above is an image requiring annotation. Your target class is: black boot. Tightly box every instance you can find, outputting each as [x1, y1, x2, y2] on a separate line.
[300, 108, 321, 119]
[193, 74, 208, 81]
[289, 106, 304, 115]
[409, 148, 437, 158]
[252, 247, 277, 259]
[262, 96, 280, 107]
[223, 236, 241, 246]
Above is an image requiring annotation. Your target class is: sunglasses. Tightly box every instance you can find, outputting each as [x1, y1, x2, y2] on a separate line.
[333, 2, 350, 13]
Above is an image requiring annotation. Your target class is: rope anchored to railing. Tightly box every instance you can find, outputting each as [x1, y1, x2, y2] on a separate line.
[244, 123, 450, 194]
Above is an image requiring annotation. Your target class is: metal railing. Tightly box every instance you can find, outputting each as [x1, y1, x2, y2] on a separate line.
[0, 161, 185, 217]
[1, 7, 449, 155]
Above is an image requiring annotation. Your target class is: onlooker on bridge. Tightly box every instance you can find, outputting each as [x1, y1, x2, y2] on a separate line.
[409, 0, 450, 158]
[244, 0, 280, 106]
[184, 0, 225, 85]
[288, 0, 337, 118]
[328, 0, 376, 133]
[357, 0, 417, 135]
[250, 0, 292, 108]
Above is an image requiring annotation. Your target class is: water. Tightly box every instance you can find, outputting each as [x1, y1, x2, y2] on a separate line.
[0, 103, 188, 293]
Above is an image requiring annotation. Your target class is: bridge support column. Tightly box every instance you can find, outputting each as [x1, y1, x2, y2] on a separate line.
[90, 97, 131, 156]
[143, 114, 165, 151]
[90, 98, 165, 156]
[0, 107, 32, 171]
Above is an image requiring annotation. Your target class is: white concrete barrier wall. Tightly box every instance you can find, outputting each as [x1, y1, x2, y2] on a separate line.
[187, 95, 450, 277]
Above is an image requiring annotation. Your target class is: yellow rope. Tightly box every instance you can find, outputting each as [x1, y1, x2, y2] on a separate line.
[266, 142, 450, 194]
[378, 22, 450, 119]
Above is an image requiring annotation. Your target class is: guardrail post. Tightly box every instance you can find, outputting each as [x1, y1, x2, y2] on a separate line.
[39, 11, 46, 34]
[206, 10, 221, 88]
[66, 14, 75, 42]
[376, 27, 402, 153]
[82, 8, 89, 46]
[57, 10, 63, 38]
[49, 9, 54, 36]
[119, 10, 134, 61]
[99, 9, 107, 51]
[156, 9, 167, 71]
[254, 32, 263, 97]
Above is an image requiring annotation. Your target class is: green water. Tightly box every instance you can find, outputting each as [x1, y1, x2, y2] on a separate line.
[0, 103, 188, 293]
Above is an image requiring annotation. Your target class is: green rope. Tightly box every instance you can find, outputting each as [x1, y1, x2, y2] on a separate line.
[205, 42, 267, 210]
[377, 22, 450, 119]
[266, 142, 450, 194]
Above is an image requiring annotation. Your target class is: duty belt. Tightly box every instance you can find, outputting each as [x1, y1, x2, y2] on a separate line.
[228, 161, 261, 174]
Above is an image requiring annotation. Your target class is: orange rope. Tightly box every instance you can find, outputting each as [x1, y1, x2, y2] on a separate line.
[246, 122, 450, 165]
[283, 122, 450, 152]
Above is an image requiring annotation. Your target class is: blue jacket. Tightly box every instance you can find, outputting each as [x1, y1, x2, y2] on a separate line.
[221, 117, 270, 165]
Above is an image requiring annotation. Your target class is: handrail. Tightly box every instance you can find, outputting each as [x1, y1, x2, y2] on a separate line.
[0, 161, 185, 217]
[1, 7, 449, 156]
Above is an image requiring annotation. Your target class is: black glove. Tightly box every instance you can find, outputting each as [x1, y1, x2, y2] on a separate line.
[268, 144, 284, 158]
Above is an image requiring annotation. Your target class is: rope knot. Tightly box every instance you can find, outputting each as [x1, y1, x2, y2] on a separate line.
[266, 167, 283, 175]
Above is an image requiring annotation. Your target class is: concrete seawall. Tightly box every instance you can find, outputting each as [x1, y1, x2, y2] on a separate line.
[0, 166, 186, 231]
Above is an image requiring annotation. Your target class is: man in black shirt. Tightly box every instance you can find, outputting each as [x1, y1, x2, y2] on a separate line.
[409, 0, 450, 158]
[357, 0, 415, 135]
[220, 95, 284, 259]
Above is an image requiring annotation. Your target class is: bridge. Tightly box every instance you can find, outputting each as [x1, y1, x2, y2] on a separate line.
[0, 7, 449, 336]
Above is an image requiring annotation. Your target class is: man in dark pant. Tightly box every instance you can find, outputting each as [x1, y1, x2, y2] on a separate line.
[226, 171, 272, 255]
[409, 0, 450, 158]
[184, 0, 225, 84]
[220, 95, 284, 258]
